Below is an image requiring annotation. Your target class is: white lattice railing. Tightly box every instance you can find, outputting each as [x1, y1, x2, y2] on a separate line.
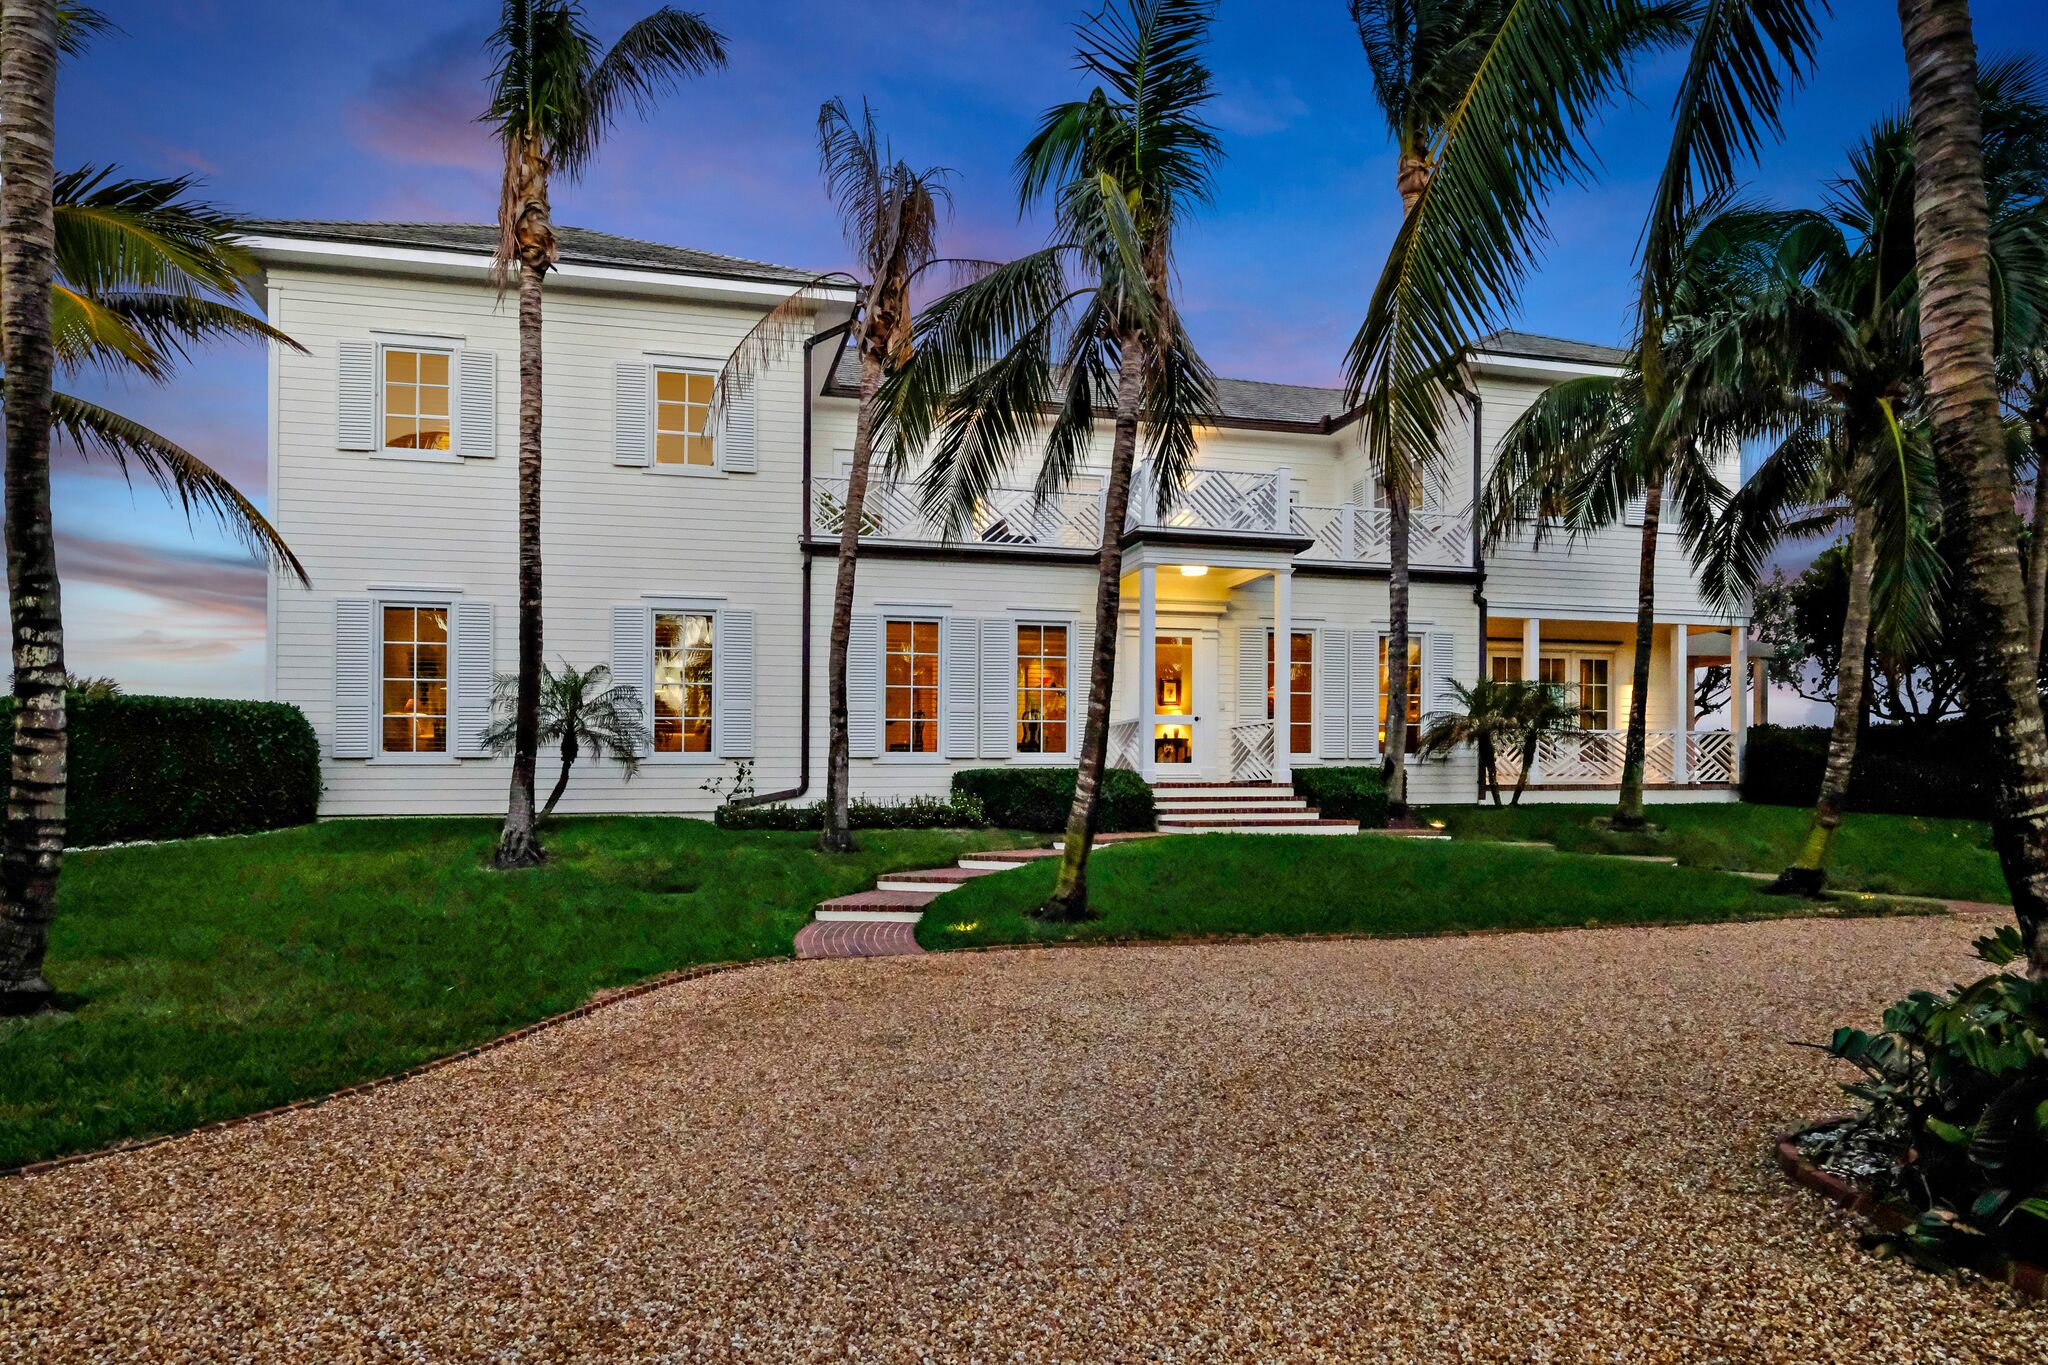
[1229, 723, 1275, 782]
[1127, 462, 1285, 534]
[1108, 718, 1143, 773]
[1688, 730, 1735, 784]
[1293, 503, 1473, 570]
[1491, 729, 1734, 787]
[812, 476, 1101, 550]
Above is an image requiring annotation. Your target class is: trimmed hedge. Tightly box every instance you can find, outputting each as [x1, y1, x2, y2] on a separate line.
[1292, 766, 1391, 828]
[714, 793, 989, 831]
[951, 766, 1156, 833]
[1739, 722, 1993, 819]
[0, 693, 321, 847]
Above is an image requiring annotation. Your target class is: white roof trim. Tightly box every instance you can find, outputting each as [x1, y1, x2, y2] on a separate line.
[1468, 350, 1627, 381]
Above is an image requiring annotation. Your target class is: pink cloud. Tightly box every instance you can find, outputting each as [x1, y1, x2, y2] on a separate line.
[348, 25, 498, 177]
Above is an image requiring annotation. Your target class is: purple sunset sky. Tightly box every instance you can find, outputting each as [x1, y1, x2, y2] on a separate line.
[36, 0, 2045, 701]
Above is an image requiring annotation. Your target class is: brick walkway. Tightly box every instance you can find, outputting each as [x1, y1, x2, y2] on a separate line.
[793, 918, 923, 959]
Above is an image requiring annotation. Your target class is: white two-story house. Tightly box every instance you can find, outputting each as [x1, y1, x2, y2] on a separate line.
[247, 220, 1761, 818]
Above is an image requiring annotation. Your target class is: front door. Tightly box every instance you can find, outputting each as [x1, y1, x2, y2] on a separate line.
[1151, 633, 1199, 770]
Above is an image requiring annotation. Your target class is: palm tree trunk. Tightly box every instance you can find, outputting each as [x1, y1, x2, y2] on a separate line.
[0, 0, 64, 1016]
[821, 354, 883, 853]
[2026, 412, 2048, 663]
[1479, 731, 1501, 806]
[1898, 0, 2048, 978]
[1772, 502, 1876, 895]
[1612, 473, 1663, 831]
[541, 731, 579, 821]
[1042, 329, 1147, 922]
[494, 256, 546, 868]
[1381, 480, 1412, 817]
[1511, 733, 1537, 807]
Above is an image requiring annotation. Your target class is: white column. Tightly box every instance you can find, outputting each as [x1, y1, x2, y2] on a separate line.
[1139, 562, 1157, 782]
[1729, 626, 1748, 782]
[1670, 623, 1690, 784]
[1272, 566, 1293, 784]
[1521, 617, 1539, 683]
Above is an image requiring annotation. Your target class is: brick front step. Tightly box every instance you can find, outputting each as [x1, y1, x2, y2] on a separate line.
[1160, 808, 1321, 821]
[876, 866, 996, 893]
[814, 888, 940, 923]
[794, 919, 922, 959]
[1145, 820, 1360, 836]
[958, 848, 1064, 870]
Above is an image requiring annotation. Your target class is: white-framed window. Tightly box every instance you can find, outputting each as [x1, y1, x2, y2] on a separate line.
[884, 618, 941, 754]
[380, 602, 450, 755]
[382, 345, 453, 455]
[653, 366, 717, 470]
[1489, 651, 1522, 684]
[1378, 636, 1423, 755]
[1576, 656, 1612, 730]
[1016, 622, 1069, 755]
[652, 612, 715, 754]
[1266, 630, 1313, 755]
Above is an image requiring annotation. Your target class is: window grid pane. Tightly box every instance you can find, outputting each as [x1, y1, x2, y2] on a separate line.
[1578, 658, 1610, 730]
[1016, 624, 1068, 753]
[653, 613, 715, 753]
[654, 368, 716, 467]
[1266, 631, 1314, 754]
[886, 619, 941, 753]
[1377, 637, 1423, 754]
[381, 605, 449, 753]
[383, 348, 452, 451]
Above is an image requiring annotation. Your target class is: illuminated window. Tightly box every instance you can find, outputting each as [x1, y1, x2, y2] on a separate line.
[383, 348, 451, 451]
[381, 604, 448, 753]
[885, 619, 940, 753]
[1016, 624, 1069, 754]
[1266, 630, 1313, 754]
[1577, 657, 1611, 730]
[1489, 652, 1521, 684]
[654, 368, 716, 468]
[653, 613, 714, 753]
[1377, 637, 1423, 754]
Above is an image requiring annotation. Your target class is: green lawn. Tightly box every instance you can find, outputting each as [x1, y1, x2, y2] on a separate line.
[0, 817, 1033, 1169]
[915, 832, 1909, 951]
[1424, 802, 2009, 904]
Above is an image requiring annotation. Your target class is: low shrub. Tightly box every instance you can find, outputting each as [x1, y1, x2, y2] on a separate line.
[950, 766, 1156, 833]
[0, 692, 321, 846]
[714, 792, 988, 832]
[1741, 722, 1993, 819]
[1292, 766, 1390, 828]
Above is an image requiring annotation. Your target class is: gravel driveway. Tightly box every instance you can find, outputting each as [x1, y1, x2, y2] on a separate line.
[3, 914, 2041, 1362]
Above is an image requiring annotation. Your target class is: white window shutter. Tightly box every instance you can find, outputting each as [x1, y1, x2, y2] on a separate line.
[1427, 630, 1460, 716]
[452, 601, 495, 757]
[980, 618, 1015, 759]
[848, 614, 883, 758]
[454, 350, 497, 458]
[1623, 492, 1647, 526]
[943, 616, 980, 759]
[1317, 628, 1350, 761]
[337, 341, 376, 451]
[1237, 625, 1266, 732]
[610, 605, 652, 757]
[1067, 619, 1095, 758]
[719, 373, 757, 473]
[613, 361, 651, 466]
[714, 609, 756, 758]
[332, 597, 374, 757]
[1350, 629, 1381, 760]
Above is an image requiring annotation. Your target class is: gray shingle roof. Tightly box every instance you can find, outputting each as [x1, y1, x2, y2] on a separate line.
[240, 220, 824, 287]
[1471, 328, 1630, 367]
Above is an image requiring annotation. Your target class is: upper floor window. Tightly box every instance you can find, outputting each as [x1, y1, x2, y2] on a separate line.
[655, 367, 716, 469]
[885, 619, 940, 754]
[1017, 623, 1069, 754]
[381, 604, 449, 753]
[653, 612, 714, 753]
[384, 347, 451, 452]
[1266, 630, 1313, 755]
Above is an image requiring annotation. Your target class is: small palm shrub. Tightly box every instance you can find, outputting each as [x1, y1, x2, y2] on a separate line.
[482, 661, 649, 820]
[1807, 926, 2047, 1271]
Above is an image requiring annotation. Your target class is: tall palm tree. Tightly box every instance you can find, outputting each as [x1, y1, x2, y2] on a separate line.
[719, 98, 955, 854]
[0, 0, 65, 1015]
[883, 0, 1223, 921]
[1895, 0, 2048, 978]
[482, 0, 726, 869]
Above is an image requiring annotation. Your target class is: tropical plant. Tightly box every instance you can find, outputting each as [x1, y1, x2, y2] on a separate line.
[1892, 1, 2048, 979]
[481, 0, 727, 870]
[719, 98, 956, 854]
[881, 0, 1223, 921]
[481, 661, 649, 820]
[1420, 676, 1580, 805]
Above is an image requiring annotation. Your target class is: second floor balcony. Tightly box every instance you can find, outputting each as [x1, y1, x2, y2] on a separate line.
[810, 461, 1475, 571]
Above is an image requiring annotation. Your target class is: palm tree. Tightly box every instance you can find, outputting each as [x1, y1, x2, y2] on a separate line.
[1895, 0, 2048, 978]
[482, 0, 726, 870]
[482, 661, 649, 820]
[1417, 675, 1575, 805]
[719, 98, 955, 854]
[0, 0, 65, 1015]
[882, 0, 1223, 921]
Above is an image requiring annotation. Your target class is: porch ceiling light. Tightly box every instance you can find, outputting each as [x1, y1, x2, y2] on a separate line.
[1178, 564, 1209, 577]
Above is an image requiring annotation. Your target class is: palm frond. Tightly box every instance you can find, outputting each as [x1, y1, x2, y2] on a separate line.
[1480, 373, 1631, 547]
[54, 167, 259, 302]
[55, 289, 299, 380]
[569, 7, 727, 174]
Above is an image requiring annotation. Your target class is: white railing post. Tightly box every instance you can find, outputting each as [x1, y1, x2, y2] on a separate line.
[1337, 502, 1357, 560]
[1272, 465, 1292, 533]
[1670, 624, 1690, 784]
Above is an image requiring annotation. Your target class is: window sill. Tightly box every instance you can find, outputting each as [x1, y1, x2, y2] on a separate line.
[876, 753, 948, 765]
[372, 448, 463, 465]
[370, 752, 460, 765]
[646, 752, 721, 765]
[645, 464, 727, 478]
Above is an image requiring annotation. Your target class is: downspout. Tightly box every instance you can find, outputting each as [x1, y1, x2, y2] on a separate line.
[730, 317, 854, 809]
[1470, 390, 1489, 802]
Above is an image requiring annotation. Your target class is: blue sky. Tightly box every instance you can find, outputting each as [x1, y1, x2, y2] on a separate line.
[39, 0, 2046, 697]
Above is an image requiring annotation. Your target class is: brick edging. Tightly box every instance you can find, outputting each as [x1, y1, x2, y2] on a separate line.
[1, 955, 782, 1182]
[1775, 1125, 2046, 1301]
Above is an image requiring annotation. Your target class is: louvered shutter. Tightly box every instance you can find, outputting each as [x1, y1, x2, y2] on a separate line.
[454, 350, 497, 458]
[1237, 625, 1267, 733]
[337, 341, 377, 451]
[610, 605, 652, 757]
[714, 609, 756, 757]
[943, 617, 980, 758]
[1317, 628, 1350, 760]
[1350, 629, 1380, 759]
[1623, 493, 1647, 526]
[1426, 630, 1460, 715]
[614, 361, 651, 466]
[332, 597, 374, 757]
[980, 619, 1015, 758]
[848, 615, 883, 758]
[1067, 618, 1095, 758]
[452, 601, 495, 757]
[719, 373, 757, 473]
